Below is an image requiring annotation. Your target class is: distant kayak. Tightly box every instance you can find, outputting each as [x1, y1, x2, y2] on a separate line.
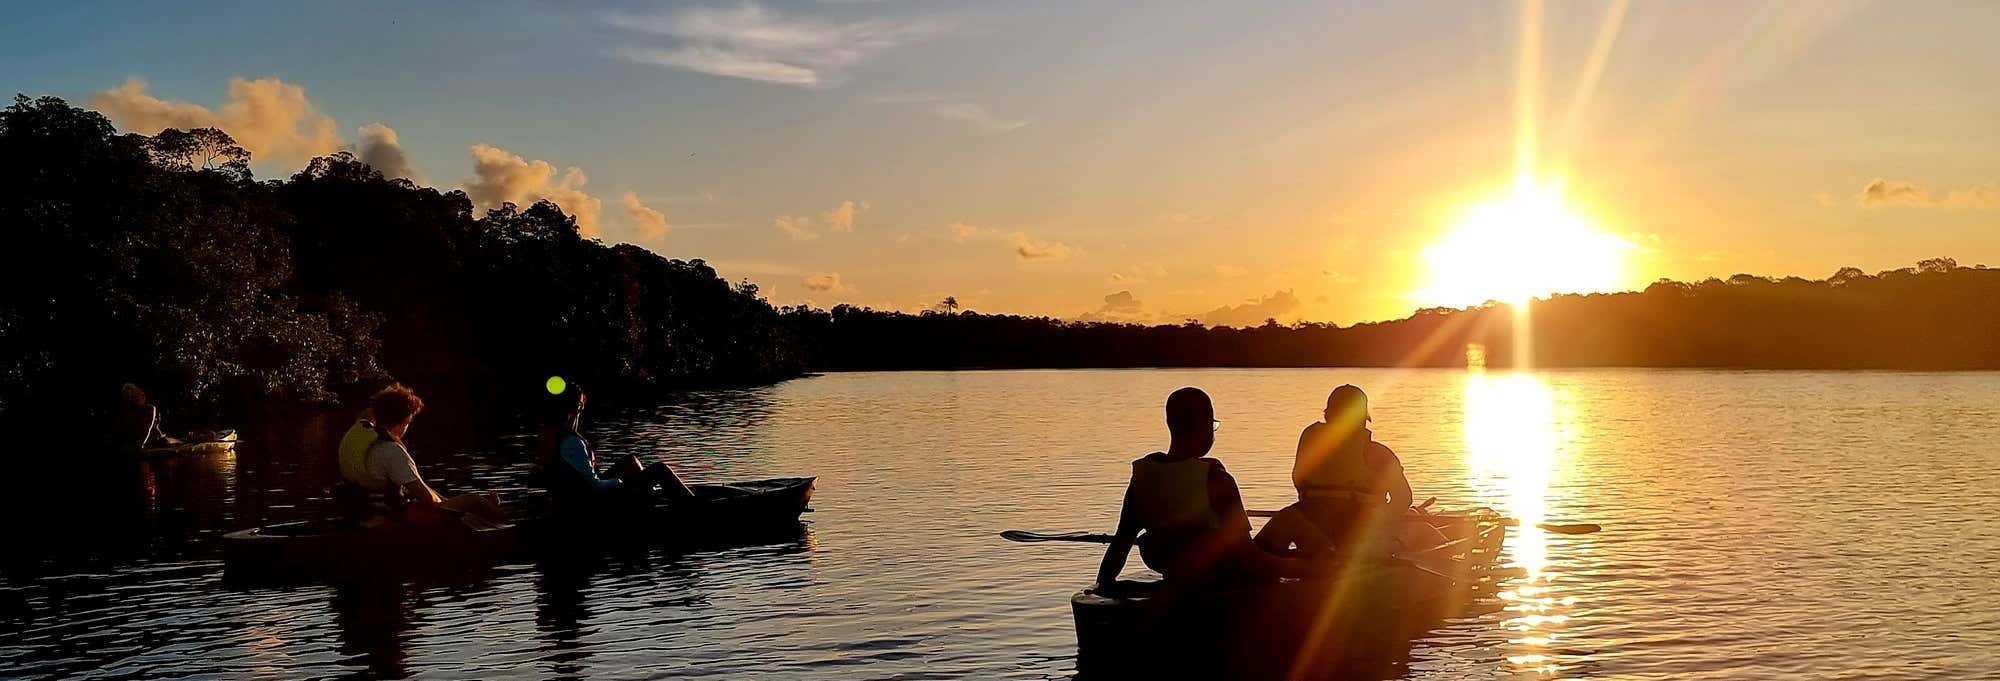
[141, 429, 237, 458]
[1071, 510, 1513, 678]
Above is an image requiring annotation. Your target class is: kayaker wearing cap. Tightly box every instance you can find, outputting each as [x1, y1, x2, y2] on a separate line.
[1094, 387, 1324, 590]
[1258, 385, 1439, 556]
[333, 383, 503, 525]
[537, 384, 695, 509]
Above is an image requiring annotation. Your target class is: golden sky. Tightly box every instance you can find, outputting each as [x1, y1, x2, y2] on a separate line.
[9, 1, 1997, 325]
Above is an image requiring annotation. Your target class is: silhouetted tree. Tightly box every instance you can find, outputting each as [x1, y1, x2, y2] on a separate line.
[2, 94, 804, 436]
[148, 127, 251, 181]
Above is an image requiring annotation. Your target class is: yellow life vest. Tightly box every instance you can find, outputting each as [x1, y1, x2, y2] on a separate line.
[1292, 422, 1379, 500]
[336, 419, 378, 487]
[1129, 455, 1219, 531]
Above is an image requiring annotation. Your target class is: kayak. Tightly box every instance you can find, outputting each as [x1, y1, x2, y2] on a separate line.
[537, 476, 817, 545]
[222, 477, 814, 584]
[141, 429, 237, 458]
[222, 515, 525, 585]
[1070, 510, 1513, 678]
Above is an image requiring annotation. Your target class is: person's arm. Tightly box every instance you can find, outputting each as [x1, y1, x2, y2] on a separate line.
[560, 437, 623, 491]
[375, 442, 443, 505]
[1373, 443, 1413, 510]
[1094, 479, 1141, 588]
[1205, 460, 1252, 537]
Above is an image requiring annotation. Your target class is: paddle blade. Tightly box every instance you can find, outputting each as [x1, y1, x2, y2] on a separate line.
[1000, 530, 1115, 544]
[1536, 523, 1601, 535]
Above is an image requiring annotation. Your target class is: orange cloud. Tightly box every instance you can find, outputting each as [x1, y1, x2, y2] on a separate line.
[464, 144, 604, 237]
[621, 192, 669, 243]
[1856, 178, 1999, 209]
[91, 76, 342, 166]
[1011, 232, 1074, 261]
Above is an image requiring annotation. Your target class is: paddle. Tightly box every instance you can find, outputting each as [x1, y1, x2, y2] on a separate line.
[997, 530, 1457, 580]
[1000, 529, 1116, 544]
[1244, 509, 1601, 535]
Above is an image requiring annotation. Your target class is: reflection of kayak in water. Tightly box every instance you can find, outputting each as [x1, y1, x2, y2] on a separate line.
[223, 516, 525, 586]
[532, 476, 817, 547]
[223, 477, 816, 584]
[1071, 509, 1516, 679]
[141, 429, 237, 458]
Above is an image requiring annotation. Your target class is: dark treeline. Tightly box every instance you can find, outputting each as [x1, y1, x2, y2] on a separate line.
[6, 95, 1996, 436]
[1, 95, 799, 433]
[782, 259, 2000, 372]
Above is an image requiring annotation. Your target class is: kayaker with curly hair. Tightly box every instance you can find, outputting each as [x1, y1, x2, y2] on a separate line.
[1094, 387, 1326, 591]
[333, 383, 502, 525]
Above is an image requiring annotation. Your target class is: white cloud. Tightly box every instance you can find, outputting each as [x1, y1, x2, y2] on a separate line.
[1109, 263, 1167, 284]
[91, 76, 342, 167]
[1855, 178, 1999, 209]
[802, 272, 850, 293]
[1200, 290, 1301, 327]
[774, 215, 818, 241]
[1011, 232, 1074, 261]
[464, 143, 605, 237]
[622, 192, 669, 243]
[1079, 290, 1148, 323]
[947, 221, 991, 243]
[872, 92, 1028, 133]
[355, 123, 417, 181]
[775, 199, 867, 240]
[606, 4, 946, 88]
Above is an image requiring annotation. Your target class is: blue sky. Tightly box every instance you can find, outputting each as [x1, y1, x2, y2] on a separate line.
[7, 1, 1998, 324]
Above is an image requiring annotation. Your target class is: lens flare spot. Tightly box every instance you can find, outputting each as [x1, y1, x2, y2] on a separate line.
[546, 376, 567, 395]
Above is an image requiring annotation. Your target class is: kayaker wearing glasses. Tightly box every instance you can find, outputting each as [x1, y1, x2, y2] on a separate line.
[1257, 385, 1443, 557]
[1094, 387, 1325, 592]
[333, 383, 504, 526]
[537, 384, 695, 510]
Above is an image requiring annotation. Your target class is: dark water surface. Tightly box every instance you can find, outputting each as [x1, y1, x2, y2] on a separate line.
[4, 369, 1998, 679]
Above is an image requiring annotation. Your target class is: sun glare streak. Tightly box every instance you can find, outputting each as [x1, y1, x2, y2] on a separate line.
[1552, 0, 1630, 179]
[1513, 0, 1543, 191]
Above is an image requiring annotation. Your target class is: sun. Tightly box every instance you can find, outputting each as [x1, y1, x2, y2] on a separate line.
[1419, 183, 1632, 308]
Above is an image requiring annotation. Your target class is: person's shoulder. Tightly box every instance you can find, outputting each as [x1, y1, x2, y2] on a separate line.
[1366, 439, 1401, 464]
[1201, 457, 1231, 475]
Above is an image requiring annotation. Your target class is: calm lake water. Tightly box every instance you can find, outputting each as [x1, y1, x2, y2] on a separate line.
[4, 368, 1998, 679]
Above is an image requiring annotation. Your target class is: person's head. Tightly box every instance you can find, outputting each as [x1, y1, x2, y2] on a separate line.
[370, 383, 424, 436]
[120, 383, 147, 406]
[543, 384, 587, 432]
[1165, 386, 1217, 455]
[1323, 384, 1370, 429]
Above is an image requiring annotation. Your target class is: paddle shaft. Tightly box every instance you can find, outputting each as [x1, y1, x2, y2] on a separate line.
[1245, 508, 1599, 535]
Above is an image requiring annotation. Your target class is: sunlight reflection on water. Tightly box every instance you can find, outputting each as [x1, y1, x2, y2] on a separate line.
[1463, 370, 1574, 677]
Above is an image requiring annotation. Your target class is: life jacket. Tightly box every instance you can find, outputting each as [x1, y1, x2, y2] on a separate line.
[538, 426, 598, 477]
[336, 418, 378, 487]
[1129, 454, 1220, 532]
[332, 420, 407, 522]
[1292, 422, 1381, 501]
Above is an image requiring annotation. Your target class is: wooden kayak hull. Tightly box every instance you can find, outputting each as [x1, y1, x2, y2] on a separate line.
[1071, 512, 1512, 679]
